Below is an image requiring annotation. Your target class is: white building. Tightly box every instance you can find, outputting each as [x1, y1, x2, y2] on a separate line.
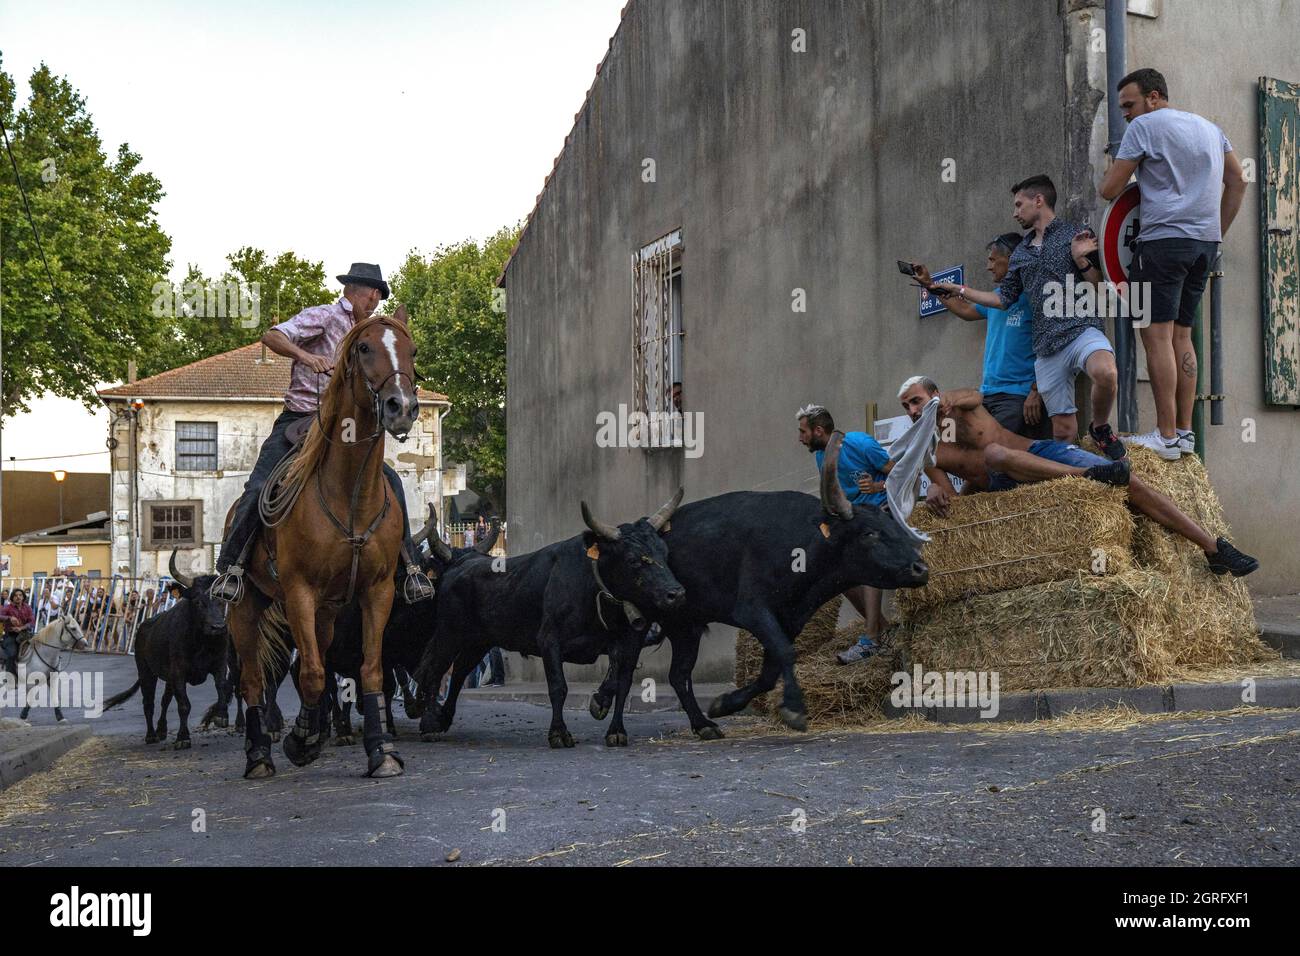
[98, 342, 462, 578]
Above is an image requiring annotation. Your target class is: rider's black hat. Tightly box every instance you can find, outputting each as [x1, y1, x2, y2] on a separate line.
[336, 262, 390, 300]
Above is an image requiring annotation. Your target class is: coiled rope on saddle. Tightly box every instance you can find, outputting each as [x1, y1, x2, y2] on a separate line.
[258, 450, 307, 528]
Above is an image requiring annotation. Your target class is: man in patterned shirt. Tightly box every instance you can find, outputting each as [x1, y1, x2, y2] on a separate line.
[934, 175, 1126, 461]
[210, 263, 435, 605]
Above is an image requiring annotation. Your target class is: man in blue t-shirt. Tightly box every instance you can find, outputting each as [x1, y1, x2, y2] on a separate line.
[915, 235, 1048, 438]
[797, 404, 953, 665]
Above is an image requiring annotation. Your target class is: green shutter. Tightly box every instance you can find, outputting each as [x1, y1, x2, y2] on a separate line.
[1260, 76, 1300, 406]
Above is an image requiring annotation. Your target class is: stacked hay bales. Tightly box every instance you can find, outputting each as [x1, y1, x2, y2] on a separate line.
[896, 477, 1134, 616]
[899, 443, 1271, 690]
[902, 569, 1175, 691]
[1107, 445, 1267, 668]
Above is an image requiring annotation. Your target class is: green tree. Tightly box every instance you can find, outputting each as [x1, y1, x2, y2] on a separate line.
[0, 58, 171, 417]
[391, 225, 519, 516]
[141, 247, 331, 376]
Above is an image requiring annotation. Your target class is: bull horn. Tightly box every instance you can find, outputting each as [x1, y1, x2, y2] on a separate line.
[646, 487, 684, 531]
[581, 501, 621, 541]
[474, 518, 500, 554]
[427, 509, 453, 563]
[414, 503, 439, 551]
[168, 550, 195, 590]
[820, 431, 855, 521]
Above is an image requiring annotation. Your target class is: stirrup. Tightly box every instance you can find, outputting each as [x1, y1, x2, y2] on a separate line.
[400, 565, 436, 604]
[210, 567, 246, 605]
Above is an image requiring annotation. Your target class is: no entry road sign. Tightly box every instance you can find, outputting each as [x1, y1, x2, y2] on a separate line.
[1100, 180, 1141, 287]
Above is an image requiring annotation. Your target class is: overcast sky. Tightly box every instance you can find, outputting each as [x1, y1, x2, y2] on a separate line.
[1, 0, 626, 473]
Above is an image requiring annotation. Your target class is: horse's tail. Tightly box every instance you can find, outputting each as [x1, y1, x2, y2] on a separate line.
[103, 680, 141, 711]
[255, 601, 294, 684]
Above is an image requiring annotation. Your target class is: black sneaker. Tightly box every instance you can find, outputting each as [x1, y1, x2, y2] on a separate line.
[1089, 422, 1127, 461]
[1083, 459, 1131, 486]
[1206, 537, 1259, 577]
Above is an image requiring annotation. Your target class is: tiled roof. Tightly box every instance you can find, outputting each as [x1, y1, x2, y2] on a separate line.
[98, 342, 448, 403]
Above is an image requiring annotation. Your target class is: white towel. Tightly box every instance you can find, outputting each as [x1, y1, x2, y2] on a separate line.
[884, 397, 940, 543]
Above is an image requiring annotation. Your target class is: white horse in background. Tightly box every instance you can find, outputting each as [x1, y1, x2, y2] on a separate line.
[15, 614, 89, 722]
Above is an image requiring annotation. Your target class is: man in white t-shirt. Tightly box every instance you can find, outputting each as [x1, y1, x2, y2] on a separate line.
[1099, 68, 1247, 461]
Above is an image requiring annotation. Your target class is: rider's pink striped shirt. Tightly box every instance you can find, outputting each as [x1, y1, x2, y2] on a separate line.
[271, 297, 357, 413]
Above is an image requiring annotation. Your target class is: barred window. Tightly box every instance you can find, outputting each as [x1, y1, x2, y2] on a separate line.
[631, 229, 684, 447]
[144, 501, 202, 550]
[176, 421, 218, 471]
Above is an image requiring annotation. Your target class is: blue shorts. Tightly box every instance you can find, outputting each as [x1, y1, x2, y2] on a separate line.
[987, 440, 1109, 491]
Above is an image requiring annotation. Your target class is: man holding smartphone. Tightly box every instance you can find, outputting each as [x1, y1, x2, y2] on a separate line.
[912, 233, 1048, 438]
[933, 175, 1124, 459]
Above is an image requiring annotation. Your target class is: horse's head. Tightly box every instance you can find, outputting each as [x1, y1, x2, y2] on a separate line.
[54, 614, 87, 651]
[351, 305, 420, 441]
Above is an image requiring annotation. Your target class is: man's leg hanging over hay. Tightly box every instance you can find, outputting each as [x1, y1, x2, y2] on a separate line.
[984, 442, 1256, 571]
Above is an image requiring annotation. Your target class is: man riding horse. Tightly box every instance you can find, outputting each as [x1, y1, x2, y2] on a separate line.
[210, 262, 435, 605]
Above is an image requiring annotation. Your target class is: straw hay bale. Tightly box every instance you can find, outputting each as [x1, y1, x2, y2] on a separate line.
[897, 477, 1133, 616]
[1116, 445, 1271, 668]
[897, 569, 1176, 691]
[735, 596, 843, 688]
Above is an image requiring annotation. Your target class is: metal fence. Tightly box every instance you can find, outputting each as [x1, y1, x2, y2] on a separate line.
[442, 521, 507, 556]
[2, 574, 181, 656]
[2, 524, 507, 657]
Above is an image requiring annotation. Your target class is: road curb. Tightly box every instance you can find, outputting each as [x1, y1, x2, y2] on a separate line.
[0, 724, 92, 790]
[883, 677, 1300, 724]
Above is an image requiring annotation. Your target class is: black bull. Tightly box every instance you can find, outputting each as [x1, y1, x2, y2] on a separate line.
[414, 491, 686, 748]
[102, 551, 232, 748]
[592, 431, 928, 734]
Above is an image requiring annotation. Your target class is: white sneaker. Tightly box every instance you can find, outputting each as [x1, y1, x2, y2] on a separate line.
[1124, 429, 1181, 461]
[1176, 430, 1195, 455]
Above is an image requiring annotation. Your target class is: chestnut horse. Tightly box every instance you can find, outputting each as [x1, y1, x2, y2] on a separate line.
[225, 308, 420, 779]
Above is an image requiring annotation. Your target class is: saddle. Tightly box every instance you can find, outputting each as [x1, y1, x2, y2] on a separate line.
[285, 415, 314, 448]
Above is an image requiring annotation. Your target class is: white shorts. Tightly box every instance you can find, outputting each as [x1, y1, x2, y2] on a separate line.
[1034, 327, 1114, 417]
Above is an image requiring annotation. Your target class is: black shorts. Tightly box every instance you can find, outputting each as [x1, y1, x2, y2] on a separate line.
[982, 392, 1051, 439]
[1128, 237, 1219, 327]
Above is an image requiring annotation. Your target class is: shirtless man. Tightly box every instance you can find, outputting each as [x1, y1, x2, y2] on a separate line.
[896, 376, 1258, 577]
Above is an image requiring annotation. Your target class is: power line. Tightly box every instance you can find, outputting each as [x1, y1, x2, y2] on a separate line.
[4, 449, 108, 462]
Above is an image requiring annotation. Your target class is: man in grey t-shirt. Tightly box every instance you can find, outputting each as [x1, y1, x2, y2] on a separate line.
[1099, 68, 1248, 461]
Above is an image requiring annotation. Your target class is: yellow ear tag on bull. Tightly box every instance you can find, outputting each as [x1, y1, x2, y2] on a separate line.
[819, 522, 831, 539]
[586, 543, 600, 559]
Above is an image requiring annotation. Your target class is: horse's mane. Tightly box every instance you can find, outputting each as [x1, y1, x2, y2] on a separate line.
[283, 315, 412, 489]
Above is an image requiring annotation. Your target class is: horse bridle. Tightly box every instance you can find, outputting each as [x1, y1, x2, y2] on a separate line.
[27, 615, 84, 672]
[313, 320, 419, 448]
[310, 321, 418, 603]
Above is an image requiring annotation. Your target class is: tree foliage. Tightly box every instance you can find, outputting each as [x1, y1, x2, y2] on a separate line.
[391, 225, 519, 515]
[0, 57, 170, 417]
[141, 247, 331, 377]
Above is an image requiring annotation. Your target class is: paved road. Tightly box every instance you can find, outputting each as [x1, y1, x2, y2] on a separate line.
[1, 652, 1296, 866]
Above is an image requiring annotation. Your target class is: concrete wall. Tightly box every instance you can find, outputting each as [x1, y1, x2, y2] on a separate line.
[504, 0, 1067, 682]
[107, 400, 445, 578]
[1123, 0, 1300, 593]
